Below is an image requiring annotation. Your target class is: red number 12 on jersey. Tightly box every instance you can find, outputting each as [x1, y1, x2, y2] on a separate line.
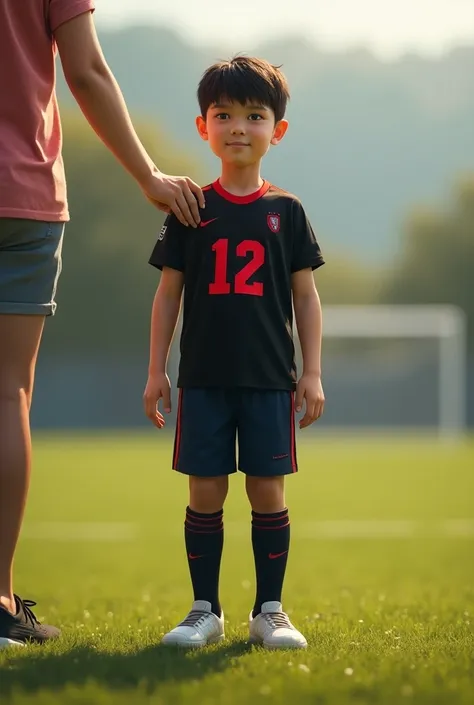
[209, 239, 265, 296]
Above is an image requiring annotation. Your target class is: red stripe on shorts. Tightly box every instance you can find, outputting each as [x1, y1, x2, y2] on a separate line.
[290, 392, 297, 472]
[173, 389, 183, 469]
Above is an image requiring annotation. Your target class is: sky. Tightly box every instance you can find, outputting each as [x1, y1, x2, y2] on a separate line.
[96, 0, 474, 59]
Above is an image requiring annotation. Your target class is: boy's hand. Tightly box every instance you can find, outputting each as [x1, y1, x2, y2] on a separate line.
[143, 373, 172, 429]
[142, 171, 205, 228]
[295, 373, 325, 429]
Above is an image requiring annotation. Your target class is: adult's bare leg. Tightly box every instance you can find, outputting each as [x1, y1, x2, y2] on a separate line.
[0, 314, 44, 615]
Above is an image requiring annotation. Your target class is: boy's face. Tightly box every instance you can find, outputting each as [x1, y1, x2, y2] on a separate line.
[196, 101, 288, 167]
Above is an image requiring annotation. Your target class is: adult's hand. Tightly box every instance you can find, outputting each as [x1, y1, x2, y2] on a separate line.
[142, 171, 205, 227]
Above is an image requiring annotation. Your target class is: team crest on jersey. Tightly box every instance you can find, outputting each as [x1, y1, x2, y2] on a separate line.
[158, 224, 167, 241]
[267, 213, 280, 233]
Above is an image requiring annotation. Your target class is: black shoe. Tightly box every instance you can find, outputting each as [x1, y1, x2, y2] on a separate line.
[0, 595, 60, 647]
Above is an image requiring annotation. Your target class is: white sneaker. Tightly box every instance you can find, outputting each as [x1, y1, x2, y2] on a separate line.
[249, 601, 307, 649]
[161, 600, 225, 648]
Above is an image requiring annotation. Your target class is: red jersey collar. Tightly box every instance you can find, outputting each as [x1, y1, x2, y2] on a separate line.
[212, 179, 270, 204]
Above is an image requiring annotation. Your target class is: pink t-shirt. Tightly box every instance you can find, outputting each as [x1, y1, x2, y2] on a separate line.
[0, 0, 95, 222]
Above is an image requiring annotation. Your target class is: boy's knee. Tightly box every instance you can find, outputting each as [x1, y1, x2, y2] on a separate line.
[246, 476, 285, 514]
[189, 475, 229, 513]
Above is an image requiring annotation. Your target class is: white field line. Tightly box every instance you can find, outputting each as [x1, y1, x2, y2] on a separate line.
[21, 522, 138, 542]
[225, 519, 474, 539]
[21, 519, 474, 542]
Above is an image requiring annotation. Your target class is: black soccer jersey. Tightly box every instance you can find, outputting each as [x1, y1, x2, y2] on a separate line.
[149, 180, 324, 390]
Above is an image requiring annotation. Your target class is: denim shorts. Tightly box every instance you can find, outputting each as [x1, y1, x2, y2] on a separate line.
[0, 218, 64, 316]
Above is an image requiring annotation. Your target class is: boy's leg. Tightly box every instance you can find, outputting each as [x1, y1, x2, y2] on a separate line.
[163, 388, 236, 648]
[0, 219, 63, 647]
[239, 389, 307, 649]
[246, 476, 289, 617]
[185, 476, 228, 617]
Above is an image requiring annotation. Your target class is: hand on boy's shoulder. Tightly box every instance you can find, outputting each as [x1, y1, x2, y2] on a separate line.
[141, 171, 205, 229]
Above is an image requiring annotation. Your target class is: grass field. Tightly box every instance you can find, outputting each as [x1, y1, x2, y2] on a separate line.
[1, 433, 473, 705]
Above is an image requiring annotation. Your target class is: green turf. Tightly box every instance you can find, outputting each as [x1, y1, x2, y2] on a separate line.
[1, 433, 473, 705]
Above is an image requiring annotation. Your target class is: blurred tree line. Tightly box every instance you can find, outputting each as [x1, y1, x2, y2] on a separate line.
[42, 114, 474, 360]
[382, 175, 474, 350]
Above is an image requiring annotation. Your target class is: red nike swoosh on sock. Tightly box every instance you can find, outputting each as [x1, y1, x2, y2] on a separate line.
[268, 551, 288, 560]
[188, 553, 205, 560]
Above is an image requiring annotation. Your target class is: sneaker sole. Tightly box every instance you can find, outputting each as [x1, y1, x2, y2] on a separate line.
[161, 633, 225, 649]
[0, 638, 26, 648]
[249, 636, 307, 650]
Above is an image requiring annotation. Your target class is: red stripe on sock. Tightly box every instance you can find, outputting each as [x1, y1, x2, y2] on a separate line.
[251, 522, 290, 531]
[185, 517, 223, 530]
[186, 513, 223, 522]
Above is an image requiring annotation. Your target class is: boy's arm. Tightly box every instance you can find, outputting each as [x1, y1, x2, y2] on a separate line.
[292, 269, 325, 428]
[143, 268, 184, 428]
[54, 11, 204, 227]
[290, 197, 325, 428]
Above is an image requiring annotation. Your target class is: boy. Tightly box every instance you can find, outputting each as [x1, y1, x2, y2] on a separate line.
[144, 56, 325, 650]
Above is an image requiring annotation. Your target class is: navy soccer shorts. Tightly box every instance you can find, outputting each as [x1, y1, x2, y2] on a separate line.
[172, 388, 298, 477]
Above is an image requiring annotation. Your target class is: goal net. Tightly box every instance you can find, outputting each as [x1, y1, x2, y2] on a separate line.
[295, 305, 467, 439]
[167, 304, 467, 439]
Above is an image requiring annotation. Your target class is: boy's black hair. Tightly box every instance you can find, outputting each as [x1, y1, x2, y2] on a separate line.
[197, 56, 290, 122]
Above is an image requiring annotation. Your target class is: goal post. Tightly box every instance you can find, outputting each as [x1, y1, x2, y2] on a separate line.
[312, 304, 467, 439]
